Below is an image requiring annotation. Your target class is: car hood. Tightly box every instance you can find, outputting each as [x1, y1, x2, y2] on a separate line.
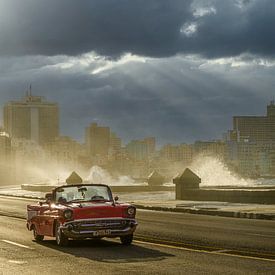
[66, 201, 128, 220]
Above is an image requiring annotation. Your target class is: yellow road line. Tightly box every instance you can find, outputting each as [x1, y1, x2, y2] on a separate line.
[136, 234, 225, 251]
[134, 240, 275, 263]
[135, 234, 275, 258]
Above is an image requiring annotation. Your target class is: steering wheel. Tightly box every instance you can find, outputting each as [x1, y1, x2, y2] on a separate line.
[91, 195, 105, 200]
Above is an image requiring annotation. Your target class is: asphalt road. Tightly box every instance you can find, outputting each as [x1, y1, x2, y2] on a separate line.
[0, 195, 274, 274]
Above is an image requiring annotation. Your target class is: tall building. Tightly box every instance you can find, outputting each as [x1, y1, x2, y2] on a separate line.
[125, 137, 156, 161]
[232, 102, 275, 142]
[126, 140, 148, 160]
[193, 140, 225, 158]
[160, 143, 193, 163]
[85, 123, 110, 157]
[4, 92, 59, 145]
[109, 132, 122, 157]
[144, 137, 156, 157]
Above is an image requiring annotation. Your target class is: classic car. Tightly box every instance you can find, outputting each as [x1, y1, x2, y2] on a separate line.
[26, 184, 137, 246]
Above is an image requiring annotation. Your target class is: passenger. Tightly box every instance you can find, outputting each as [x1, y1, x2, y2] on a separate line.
[57, 196, 67, 204]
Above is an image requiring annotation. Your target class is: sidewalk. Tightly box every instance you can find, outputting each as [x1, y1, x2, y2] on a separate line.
[0, 187, 275, 220]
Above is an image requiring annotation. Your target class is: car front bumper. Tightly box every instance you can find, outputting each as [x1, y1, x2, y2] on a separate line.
[60, 218, 137, 239]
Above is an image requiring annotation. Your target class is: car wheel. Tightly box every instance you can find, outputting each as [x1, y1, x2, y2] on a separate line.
[55, 222, 68, 246]
[120, 234, 133, 245]
[33, 226, 44, 242]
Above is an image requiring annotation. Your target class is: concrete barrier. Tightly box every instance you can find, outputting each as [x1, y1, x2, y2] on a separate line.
[178, 188, 275, 204]
[21, 184, 175, 193]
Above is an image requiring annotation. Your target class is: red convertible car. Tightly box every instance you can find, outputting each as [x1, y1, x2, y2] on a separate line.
[27, 184, 137, 246]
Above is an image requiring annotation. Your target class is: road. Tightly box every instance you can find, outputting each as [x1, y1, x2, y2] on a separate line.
[0, 195, 274, 274]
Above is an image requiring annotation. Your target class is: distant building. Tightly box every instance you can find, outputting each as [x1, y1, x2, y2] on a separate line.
[0, 130, 12, 184]
[110, 133, 121, 155]
[160, 143, 193, 164]
[225, 140, 275, 177]
[224, 102, 275, 177]
[232, 101, 275, 142]
[126, 140, 149, 161]
[144, 137, 156, 157]
[85, 123, 110, 158]
[44, 136, 84, 168]
[4, 92, 59, 145]
[125, 137, 156, 161]
[193, 140, 226, 158]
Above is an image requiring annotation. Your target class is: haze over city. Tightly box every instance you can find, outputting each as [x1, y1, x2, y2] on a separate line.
[1, 0, 275, 145]
[1, 1, 275, 274]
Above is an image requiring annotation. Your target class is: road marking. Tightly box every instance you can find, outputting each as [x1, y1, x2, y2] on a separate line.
[212, 249, 232, 253]
[134, 240, 275, 263]
[135, 234, 275, 258]
[0, 195, 38, 201]
[8, 260, 27, 265]
[1, 240, 33, 250]
[136, 234, 224, 251]
[247, 233, 275, 238]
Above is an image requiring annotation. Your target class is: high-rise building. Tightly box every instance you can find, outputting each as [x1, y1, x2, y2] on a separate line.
[125, 137, 156, 161]
[232, 102, 275, 142]
[109, 132, 122, 156]
[85, 123, 110, 157]
[4, 92, 59, 145]
[144, 137, 156, 157]
[160, 143, 193, 163]
[126, 140, 148, 160]
[193, 140, 226, 158]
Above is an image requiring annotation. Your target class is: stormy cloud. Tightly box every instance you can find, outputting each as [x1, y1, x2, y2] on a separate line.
[0, 0, 275, 145]
[0, 0, 275, 58]
[1, 53, 274, 144]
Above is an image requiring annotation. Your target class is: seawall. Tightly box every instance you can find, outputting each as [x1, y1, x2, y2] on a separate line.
[178, 188, 275, 204]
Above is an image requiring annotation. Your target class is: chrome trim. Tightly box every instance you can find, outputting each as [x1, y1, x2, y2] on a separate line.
[64, 217, 136, 225]
[71, 226, 134, 235]
[80, 222, 122, 227]
[60, 218, 137, 239]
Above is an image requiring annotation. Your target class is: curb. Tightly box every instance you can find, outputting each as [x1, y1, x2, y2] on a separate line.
[1, 193, 274, 221]
[0, 193, 43, 200]
[133, 204, 275, 221]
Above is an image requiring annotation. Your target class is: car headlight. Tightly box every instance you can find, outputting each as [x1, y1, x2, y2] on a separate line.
[63, 209, 73, 220]
[127, 207, 136, 216]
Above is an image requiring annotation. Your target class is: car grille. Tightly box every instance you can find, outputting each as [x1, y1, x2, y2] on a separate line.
[69, 219, 129, 231]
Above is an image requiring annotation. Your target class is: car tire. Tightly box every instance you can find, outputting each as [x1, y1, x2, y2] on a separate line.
[33, 226, 44, 242]
[55, 222, 69, 246]
[120, 234, 133, 245]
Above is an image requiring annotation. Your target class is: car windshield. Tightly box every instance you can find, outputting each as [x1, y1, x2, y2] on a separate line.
[54, 185, 112, 203]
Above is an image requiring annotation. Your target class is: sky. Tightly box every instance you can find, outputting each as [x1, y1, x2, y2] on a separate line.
[0, 0, 275, 145]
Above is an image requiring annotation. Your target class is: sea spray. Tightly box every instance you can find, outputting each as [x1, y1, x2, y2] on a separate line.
[86, 165, 136, 185]
[190, 155, 256, 187]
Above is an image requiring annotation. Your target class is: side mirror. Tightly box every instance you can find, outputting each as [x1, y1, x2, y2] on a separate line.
[114, 196, 119, 201]
[45, 193, 53, 204]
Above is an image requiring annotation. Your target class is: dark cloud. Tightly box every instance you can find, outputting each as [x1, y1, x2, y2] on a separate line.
[1, 55, 274, 144]
[186, 0, 275, 58]
[0, 0, 192, 57]
[0, 0, 275, 58]
[1, 0, 275, 145]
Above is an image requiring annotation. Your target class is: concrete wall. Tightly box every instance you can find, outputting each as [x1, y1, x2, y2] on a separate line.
[178, 188, 275, 204]
[21, 184, 175, 193]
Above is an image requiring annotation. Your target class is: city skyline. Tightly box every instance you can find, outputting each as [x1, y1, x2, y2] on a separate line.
[1, 91, 275, 147]
[0, 1, 275, 145]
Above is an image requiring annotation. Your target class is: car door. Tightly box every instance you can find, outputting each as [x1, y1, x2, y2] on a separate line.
[39, 204, 55, 236]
